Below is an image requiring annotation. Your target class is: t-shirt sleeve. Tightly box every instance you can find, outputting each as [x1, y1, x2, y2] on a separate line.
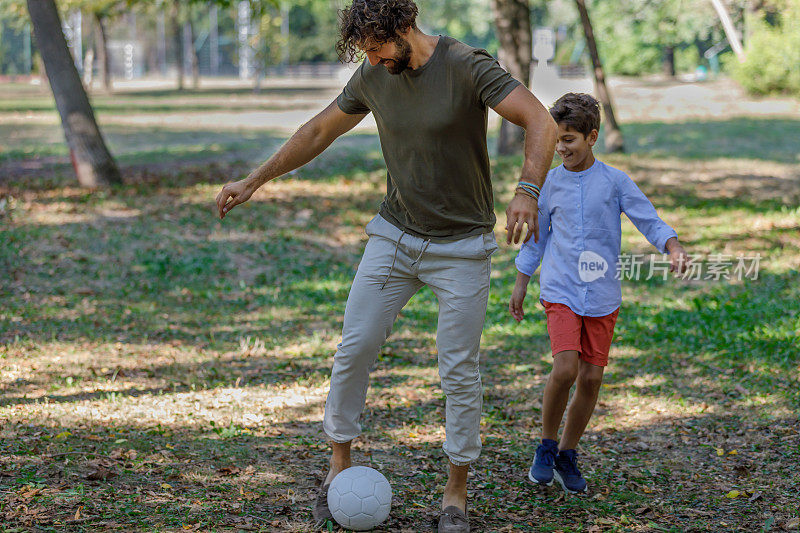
[336, 63, 371, 115]
[470, 49, 522, 108]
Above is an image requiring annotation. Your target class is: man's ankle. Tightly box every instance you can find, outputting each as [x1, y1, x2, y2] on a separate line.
[324, 457, 351, 484]
[441, 492, 466, 512]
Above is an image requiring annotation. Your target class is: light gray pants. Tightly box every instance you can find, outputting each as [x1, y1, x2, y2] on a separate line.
[323, 214, 497, 465]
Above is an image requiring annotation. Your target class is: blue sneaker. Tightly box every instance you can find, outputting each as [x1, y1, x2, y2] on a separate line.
[553, 449, 588, 493]
[528, 439, 559, 486]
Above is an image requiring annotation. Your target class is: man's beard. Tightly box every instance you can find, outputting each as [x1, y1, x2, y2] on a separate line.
[385, 37, 412, 75]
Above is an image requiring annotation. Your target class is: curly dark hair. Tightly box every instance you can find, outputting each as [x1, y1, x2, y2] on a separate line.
[549, 93, 601, 137]
[337, 0, 419, 63]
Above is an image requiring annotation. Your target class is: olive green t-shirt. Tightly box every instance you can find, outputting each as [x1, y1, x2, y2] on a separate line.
[337, 35, 521, 242]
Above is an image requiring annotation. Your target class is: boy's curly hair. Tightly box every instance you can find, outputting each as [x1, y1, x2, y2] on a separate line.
[337, 0, 419, 63]
[549, 93, 601, 137]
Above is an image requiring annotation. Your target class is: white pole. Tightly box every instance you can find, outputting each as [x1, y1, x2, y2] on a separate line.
[710, 0, 746, 62]
[237, 1, 252, 79]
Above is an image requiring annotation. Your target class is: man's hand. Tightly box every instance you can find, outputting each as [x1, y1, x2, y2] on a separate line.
[665, 237, 689, 274]
[505, 193, 539, 245]
[216, 179, 257, 219]
[509, 283, 527, 322]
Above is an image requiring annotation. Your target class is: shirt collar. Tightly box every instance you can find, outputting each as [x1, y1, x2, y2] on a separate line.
[561, 159, 598, 177]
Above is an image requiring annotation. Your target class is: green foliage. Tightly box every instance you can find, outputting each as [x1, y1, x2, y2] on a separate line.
[417, 0, 497, 52]
[585, 0, 723, 75]
[286, 0, 339, 63]
[728, 1, 800, 96]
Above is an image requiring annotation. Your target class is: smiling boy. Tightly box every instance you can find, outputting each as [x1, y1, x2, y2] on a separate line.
[509, 93, 688, 493]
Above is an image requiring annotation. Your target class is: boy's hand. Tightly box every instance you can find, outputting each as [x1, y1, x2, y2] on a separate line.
[665, 238, 689, 275]
[509, 284, 527, 322]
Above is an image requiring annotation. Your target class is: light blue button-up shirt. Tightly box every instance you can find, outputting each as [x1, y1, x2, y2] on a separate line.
[515, 160, 678, 317]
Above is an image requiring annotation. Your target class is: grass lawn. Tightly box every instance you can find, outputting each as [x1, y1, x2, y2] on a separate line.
[1, 80, 799, 532]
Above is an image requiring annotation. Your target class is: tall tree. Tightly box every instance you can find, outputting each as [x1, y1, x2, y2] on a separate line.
[184, 13, 199, 89]
[92, 11, 111, 91]
[26, 0, 120, 187]
[170, 0, 184, 90]
[574, 0, 624, 153]
[491, 0, 531, 155]
[60, 0, 125, 92]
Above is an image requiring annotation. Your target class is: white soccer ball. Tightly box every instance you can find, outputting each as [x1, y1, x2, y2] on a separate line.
[327, 466, 392, 531]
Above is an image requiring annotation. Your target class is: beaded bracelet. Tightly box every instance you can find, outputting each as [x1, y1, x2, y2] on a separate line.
[517, 180, 541, 195]
[515, 183, 540, 200]
[517, 184, 540, 197]
[515, 186, 540, 200]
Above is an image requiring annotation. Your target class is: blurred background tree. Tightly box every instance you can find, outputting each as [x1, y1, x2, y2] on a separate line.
[728, 0, 800, 96]
[2, 0, 797, 100]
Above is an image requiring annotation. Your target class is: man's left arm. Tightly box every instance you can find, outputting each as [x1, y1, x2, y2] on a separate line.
[492, 86, 557, 245]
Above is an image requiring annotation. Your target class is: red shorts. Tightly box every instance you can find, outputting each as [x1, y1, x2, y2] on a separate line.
[542, 300, 619, 367]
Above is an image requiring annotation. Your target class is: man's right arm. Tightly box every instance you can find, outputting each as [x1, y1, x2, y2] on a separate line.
[216, 101, 367, 219]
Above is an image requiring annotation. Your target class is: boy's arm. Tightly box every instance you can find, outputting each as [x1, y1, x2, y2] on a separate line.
[618, 173, 688, 274]
[618, 173, 678, 253]
[511, 190, 551, 321]
[509, 271, 531, 322]
[514, 181, 551, 275]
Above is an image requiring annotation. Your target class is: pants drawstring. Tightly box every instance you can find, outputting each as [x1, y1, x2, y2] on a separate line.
[380, 231, 405, 291]
[411, 238, 431, 267]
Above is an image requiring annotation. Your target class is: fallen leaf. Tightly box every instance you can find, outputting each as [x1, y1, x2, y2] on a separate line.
[217, 466, 241, 476]
[85, 462, 116, 481]
[716, 448, 725, 456]
[109, 448, 126, 460]
[19, 487, 42, 499]
[55, 431, 71, 440]
[725, 490, 740, 498]
[160, 483, 173, 490]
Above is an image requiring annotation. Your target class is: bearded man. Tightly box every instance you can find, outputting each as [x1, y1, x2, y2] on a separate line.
[216, 1, 556, 530]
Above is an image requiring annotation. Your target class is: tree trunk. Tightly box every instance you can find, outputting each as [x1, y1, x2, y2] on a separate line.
[93, 13, 111, 93]
[491, 0, 531, 156]
[662, 45, 675, 77]
[574, 0, 624, 153]
[186, 18, 199, 89]
[171, 1, 184, 90]
[27, 0, 121, 187]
